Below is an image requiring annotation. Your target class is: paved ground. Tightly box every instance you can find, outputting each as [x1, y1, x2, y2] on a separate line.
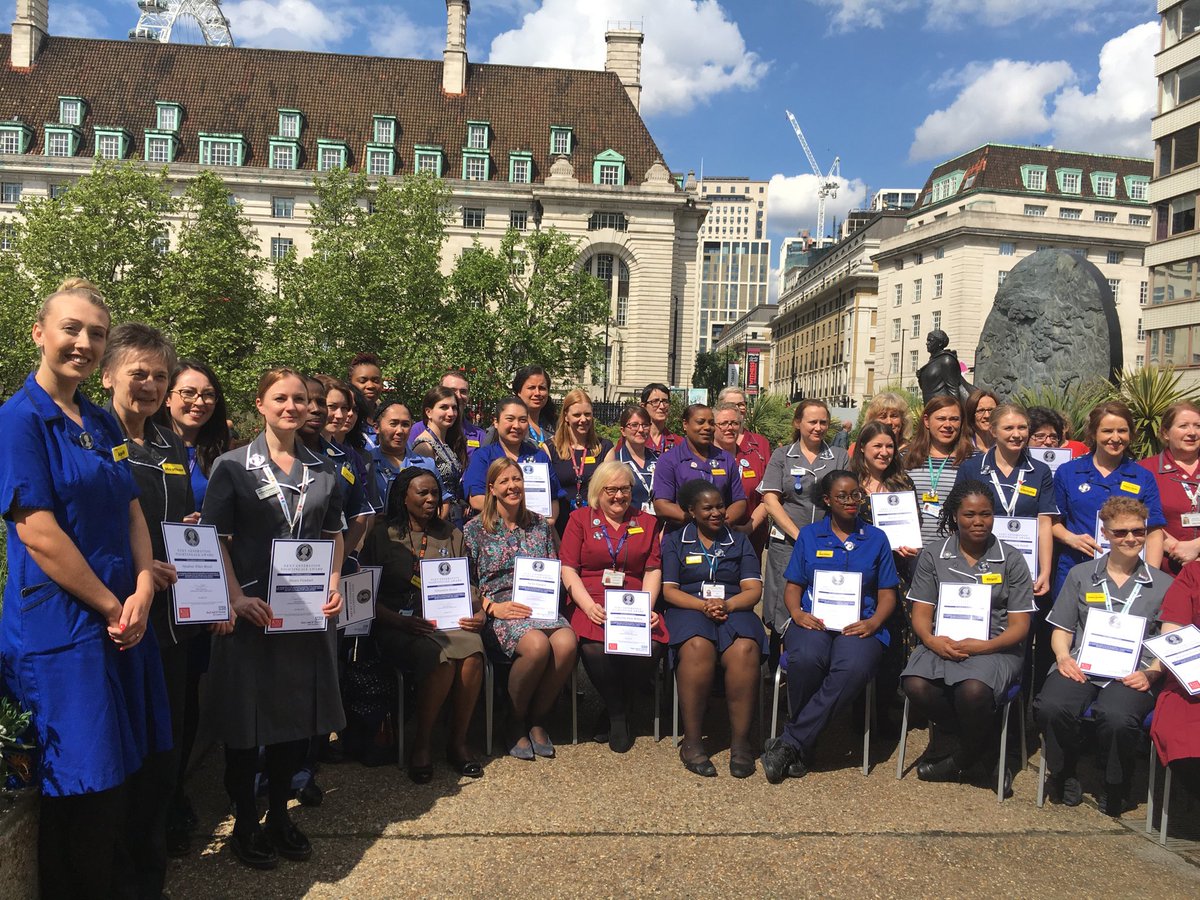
[164, 688, 1200, 899]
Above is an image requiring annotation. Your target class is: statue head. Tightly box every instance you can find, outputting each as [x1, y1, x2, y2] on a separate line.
[926, 330, 949, 354]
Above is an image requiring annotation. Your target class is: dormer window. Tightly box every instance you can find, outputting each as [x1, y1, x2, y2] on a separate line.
[462, 149, 489, 181]
[467, 121, 490, 151]
[373, 116, 396, 145]
[415, 145, 443, 176]
[0, 122, 34, 155]
[155, 102, 182, 133]
[509, 151, 533, 184]
[550, 126, 573, 156]
[269, 139, 298, 170]
[58, 97, 84, 126]
[1021, 165, 1047, 191]
[317, 140, 348, 172]
[44, 125, 80, 158]
[94, 128, 130, 161]
[1056, 168, 1082, 194]
[278, 110, 303, 140]
[593, 150, 626, 186]
[198, 133, 246, 167]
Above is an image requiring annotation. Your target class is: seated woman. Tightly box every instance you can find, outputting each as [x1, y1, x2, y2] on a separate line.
[360, 467, 486, 783]
[761, 470, 899, 783]
[1033, 497, 1171, 814]
[901, 479, 1035, 794]
[560, 461, 667, 753]
[464, 458, 578, 760]
[662, 479, 765, 778]
[1151, 558, 1200, 809]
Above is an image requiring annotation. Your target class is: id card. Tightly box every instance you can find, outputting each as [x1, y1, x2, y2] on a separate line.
[701, 582, 726, 600]
[601, 569, 626, 587]
[922, 501, 942, 517]
[1183, 513, 1200, 528]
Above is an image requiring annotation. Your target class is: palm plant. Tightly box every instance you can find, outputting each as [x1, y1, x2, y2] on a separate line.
[1012, 377, 1114, 441]
[742, 391, 795, 447]
[1113, 366, 1200, 458]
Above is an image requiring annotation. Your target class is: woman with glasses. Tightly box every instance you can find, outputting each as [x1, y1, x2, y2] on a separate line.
[604, 406, 658, 514]
[158, 361, 231, 512]
[713, 401, 770, 552]
[1034, 497, 1171, 815]
[760, 471, 898, 783]
[560, 462, 666, 752]
[640, 382, 682, 454]
[965, 389, 999, 453]
[551, 389, 613, 535]
[1140, 401, 1200, 575]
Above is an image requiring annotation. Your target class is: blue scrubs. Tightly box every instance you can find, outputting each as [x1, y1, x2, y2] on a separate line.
[1053, 454, 1165, 593]
[461, 441, 565, 506]
[371, 446, 452, 512]
[186, 445, 208, 512]
[615, 443, 658, 513]
[0, 374, 171, 796]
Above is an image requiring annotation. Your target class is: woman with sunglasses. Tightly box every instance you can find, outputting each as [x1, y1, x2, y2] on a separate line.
[760, 471, 898, 783]
[1033, 497, 1171, 815]
[604, 406, 659, 515]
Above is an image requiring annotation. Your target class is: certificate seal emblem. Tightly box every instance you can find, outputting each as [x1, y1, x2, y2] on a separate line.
[832, 574, 845, 587]
[296, 544, 313, 561]
[1109, 614, 1122, 627]
[622, 593, 635, 605]
[1007, 519, 1021, 533]
[958, 586, 972, 598]
[1043, 451, 1055, 463]
[78, 431, 94, 450]
[532, 560, 545, 573]
[1167, 633, 1183, 645]
[739, 459, 749, 468]
[356, 589, 371, 605]
[887, 494, 900, 507]
[438, 562, 451, 576]
[184, 528, 200, 546]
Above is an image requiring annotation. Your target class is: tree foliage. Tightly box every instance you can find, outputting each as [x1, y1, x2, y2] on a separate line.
[691, 348, 738, 405]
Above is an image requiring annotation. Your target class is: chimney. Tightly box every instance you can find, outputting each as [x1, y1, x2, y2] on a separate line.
[442, 0, 469, 96]
[11, 0, 49, 69]
[605, 23, 644, 113]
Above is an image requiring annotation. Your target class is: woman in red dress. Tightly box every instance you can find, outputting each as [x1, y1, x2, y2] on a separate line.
[560, 461, 667, 752]
[1151, 560, 1200, 803]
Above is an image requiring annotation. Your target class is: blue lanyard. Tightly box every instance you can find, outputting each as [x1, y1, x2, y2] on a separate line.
[600, 523, 629, 570]
[698, 539, 722, 581]
[1101, 580, 1140, 615]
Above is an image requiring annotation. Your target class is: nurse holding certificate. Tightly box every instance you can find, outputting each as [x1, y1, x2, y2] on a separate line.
[901, 480, 1034, 795]
[761, 471, 898, 784]
[462, 397, 564, 523]
[1033, 496, 1171, 815]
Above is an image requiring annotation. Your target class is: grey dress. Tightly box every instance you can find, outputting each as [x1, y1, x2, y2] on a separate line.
[902, 533, 1036, 703]
[200, 433, 347, 748]
[758, 441, 849, 634]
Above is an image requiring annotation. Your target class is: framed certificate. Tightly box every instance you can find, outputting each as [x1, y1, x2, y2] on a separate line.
[512, 556, 562, 621]
[1077, 609, 1146, 680]
[1034, 447, 1072, 474]
[993, 517, 1038, 580]
[810, 570, 863, 633]
[161, 522, 230, 625]
[1145, 625, 1200, 696]
[265, 538, 335, 633]
[419, 557, 473, 631]
[869, 492, 923, 549]
[604, 589, 652, 657]
[934, 583, 992, 642]
[521, 462, 553, 517]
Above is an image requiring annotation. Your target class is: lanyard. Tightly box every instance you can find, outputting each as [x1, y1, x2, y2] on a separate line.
[620, 446, 654, 495]
[1179, 478, 1200, 511]
[1101, 580, 1141, 615]
[408, 531, 429, 578]
[989, 468, 1025, 517]
[261, 463, 312, 537]
[927, 455, 951, 496]
[600, 523, 629, 570]
[697, 537, 722, 581]
[528, 422, 547, 450]
[571, 449, 589, 506]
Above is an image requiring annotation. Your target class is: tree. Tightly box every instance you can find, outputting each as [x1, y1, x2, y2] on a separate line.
[691, 348, 738, 404]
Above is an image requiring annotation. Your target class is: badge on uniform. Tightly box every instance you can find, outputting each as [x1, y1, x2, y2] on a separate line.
[628, 526, 645, 535]
[981, 573, 1003, 585]
[843, 541, 855, 552]
[816, 550, 834, 558]
[341, 465, 355, 484]
[1183, 513, 1200, 528]
[712, 469, 726, 476]
[111, 443, 129, 462]
[1085, 592, 1107, 604]
[742, 470, 756, 478]
[685, 554, 703, 565]
[467, 439, 480, 448]
[602, 569, 625, 587]
[1018, 485, 1037, 497]
[78, 431, 94, 450]
[255, 482, 282, 500]
[1119, 481, 1141, 495]
[1079, 484, 1091, 493]
[585, 456, 596, 464]
[922, 502, 941, 517]
[249, 453, 266, 468]
[701, 583, 726, 600]
[922, 492, 939, 503]
[162, 463, 186, 476]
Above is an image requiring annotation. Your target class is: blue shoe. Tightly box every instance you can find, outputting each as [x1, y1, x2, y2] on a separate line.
[529, 730, 555, 758]
[508, 735, 535, 761]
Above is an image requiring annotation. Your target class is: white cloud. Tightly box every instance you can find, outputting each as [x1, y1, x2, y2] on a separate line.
[811, 0, 1148, 31]
[487, 0, 769, 116]
[365, 9, 443, 59]
[223, 0, 351, 51]
[765, 172, 869, 241]
[50, 3, 105, 38]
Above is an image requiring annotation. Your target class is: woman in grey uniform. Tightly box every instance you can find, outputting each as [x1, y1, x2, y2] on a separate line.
[760, 400, 848, 637]
[201, 367, 346, 870]
[902, 479, 1035, 793]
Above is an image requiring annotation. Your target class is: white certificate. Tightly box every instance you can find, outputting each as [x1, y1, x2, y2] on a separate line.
[604, 589, 652, 657]
[1145, 624, 1200, 696]
[1077, 609, 1146, 680]
[419, 557, 473, 631]
[1034, 447, 1073, 474]
[869, 491, 923, 549]
[265, 538, 335, 633]
[521, 462, 553, 517]
[512, 556, 562, 621]
[337, 569, 376, 631]
[935, 583, 992, 642]
[162, 522, 230, 625]
[993, 517, 1038, 581]
[341, 566, 379, 637]
[811, 570, 863, 633]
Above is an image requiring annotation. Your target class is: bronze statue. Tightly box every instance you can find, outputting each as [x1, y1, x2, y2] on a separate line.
[917, 330, 974, 404]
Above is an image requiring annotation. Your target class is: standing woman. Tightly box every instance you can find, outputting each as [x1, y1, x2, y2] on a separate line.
[157, 360, 231, 512]
[714, 401, 771, 554]
[551, 389, 614, 534]
[852, 420, 918, 539]
[1140, 401, 1200, 574]
[1150, 557, 1200, 812]
[653, 404, 747, 529]
[463, 459, 577, 760]
[905, 396, 974, 550]
[759, 400, 848, 637]
[347, 352, 384, 447]
[1028, 407, 1068, 451]
[965, 389, 999, 452]
[201, 367, 346, 869]
[463, 397, 564, 521]
[852, 391, 913, 455]
[901, 480, 1035, 792]
[513, 365, 556, 453]
[604, 405, 659, 515]
[1053, 401, 1165, 595]
[372, 399, 449, 520]
[412, 385, 469, 525]
[641, 382, 682, 454]
[0, 279, 170, 897]
[319, 375, 380, 526]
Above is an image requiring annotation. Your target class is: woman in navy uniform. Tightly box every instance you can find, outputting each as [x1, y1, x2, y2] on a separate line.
[463, 397, 564, 522]
[1034, 497, 1172, 815]
[604, 405, 659, 514]
[1052, 401, 1165, 595]
[0, 279, 171, 898]
[662, 480, 765, 778]
[761, 470, 898, 783]
[200, 367, 346, 870]
[901, 479, 1035, 794]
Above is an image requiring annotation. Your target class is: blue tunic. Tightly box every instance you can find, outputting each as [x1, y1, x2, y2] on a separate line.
[0, 374, 171, 796]
[461, 441, 565, 504]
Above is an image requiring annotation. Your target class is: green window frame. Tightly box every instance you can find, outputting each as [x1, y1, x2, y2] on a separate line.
[1125, 175, 1150, 202]
[198, 133, 246, 167]
[414, 145, 443, 177]
[550, 126, 573, 156]
[365, 145, 395, 177]
[268, 139, 300, 170]
[1055, 167, 1083, 194]
[143, 130, 177, 163]
[1020, 164, 1047, 191]
[155, 102, 182, 133]
[930, 170, 964, 203]
[277, 109, 303, 140]
[316, 141, 348, 172]
[462, 149, 490, 181]
[372, 116, 396, 145]
[466, 120, 490, 151]
[93, 128, 130, 161]
[44, 125, 80, 158]
[592, 149, 626, 186]
[509, 151, 533, 184]
[1090, 171, 1118, 198]
[0, 123, 34, 155]
[57, 96, 85, 126]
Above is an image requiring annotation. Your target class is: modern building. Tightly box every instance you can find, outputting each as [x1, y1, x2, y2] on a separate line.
[711, 303, 776, 397]
[770, 210, 907, 406]
[874, 143, 1152, 391]
[0, 0, 709, 397]
[694, 176, 771, 351]
[869, 188, 921, 212]
[1146, 0, 1200, 383]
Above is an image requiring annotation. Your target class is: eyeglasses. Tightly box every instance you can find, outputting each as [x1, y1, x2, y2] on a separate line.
[1107, 527, 1147, 538]
[1028, 432, 1060, 447]
[602, 486, 633, 497]
[645, 398, 670, 407]
[173, 388, 217, 404]
[832, 490, 868, 502]
[715, 421, 740, 429]
[624, 423, 650, 431]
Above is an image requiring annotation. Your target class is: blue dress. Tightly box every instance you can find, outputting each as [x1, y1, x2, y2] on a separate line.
[0, 374, 171, 796]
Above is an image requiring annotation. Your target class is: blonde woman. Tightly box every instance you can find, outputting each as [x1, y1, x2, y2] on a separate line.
[852, 391, 913, 455]
[551, 388, 614, 534]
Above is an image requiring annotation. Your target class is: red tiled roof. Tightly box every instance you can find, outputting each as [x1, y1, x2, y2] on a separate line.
[0, 34, 667, 182]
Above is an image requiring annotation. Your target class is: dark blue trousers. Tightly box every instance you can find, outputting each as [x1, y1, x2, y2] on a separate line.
[782, 626, 882, 755]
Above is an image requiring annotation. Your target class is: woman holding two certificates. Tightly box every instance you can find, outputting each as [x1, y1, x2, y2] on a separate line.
[1150, 554, 1200, 810]
[1033, 497, 1171, 815]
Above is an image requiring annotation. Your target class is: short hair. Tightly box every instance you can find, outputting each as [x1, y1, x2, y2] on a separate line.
[385, 466, 444, 532]
[682, 403, 711, 423]
[347, 352, 382, 374]
[619, 405, 650, 427]
[441, 369, 469, 385]
[717, 387, 747, 404]
[1028, 406, 1066, 442]
[678, 477, 722, 511]
[37, 277, 110, 325]
[817, 469, 858, 509]
[1085, 401, 1135, 449]
[100, 321, 177, 375]
[640, 382, 671, 404]
[864, 391, 912, 444]
[495, 395, 528, 419]
[1099, 496, 1148, 525]
[1160, 401, 1200, 439]
[714, 401, 744, 422]
[587, 460, 634, 509]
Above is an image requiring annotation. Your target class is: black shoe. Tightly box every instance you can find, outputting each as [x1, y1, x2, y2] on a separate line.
[730, 749, 756, 779]
[229, 826, 278, 870]
[761, 737, 798, 784]
[1048, 773, 1082, 807]
[317, 737, 345, 764]
[265, 815, 312, 862]
[296, 779, 323, 807]
[994, 764, 1014, 800]
[171, 794, 199, 832]
[679, 742, 717, 778]
[1100, 782, 1131, 817]
[448, 752, 484, 778]
[608, 716, 634, 754]
[165, 825, 190, 858]
[786, 755, 809, 779]
[591, 711, 611, 744]
[408, 764, 434, 784]
[916, 755, 963, 783]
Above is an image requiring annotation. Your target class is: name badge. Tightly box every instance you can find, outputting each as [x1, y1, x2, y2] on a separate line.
[816, 550, 835, 558]
[1119, 481, 1141, 495]
[685, 554, 703, 565]
[111, 443, 129, 462]
[642, 502, 655, 515]
[162, 462, 186, 476]
[711, 468, 726, 476]
[922, 492, 939, 503]
[627, 526, 645, 535]
[467, 439, 480, 448]
[981, 573, 1003, 585]
[1085, 592, 1107, 604]
[584, 456, 596, 464]
[255, 482, 282, 500]
[790, 467, 805, 476]
[341, 465, 355, 484]
[742, 469, 756, 478]
[410, 575, 422, 588]
[922, 501, 942, 517]
[1018, 485, 1037, 497]
[1183, 513, 1200, 528]
[601, 569, 625, 587]
[701, 583, 726, 600]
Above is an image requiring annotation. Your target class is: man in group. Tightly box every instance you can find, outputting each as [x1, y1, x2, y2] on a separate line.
[832, 420, 852, 449]
[409, 369, 488, 456]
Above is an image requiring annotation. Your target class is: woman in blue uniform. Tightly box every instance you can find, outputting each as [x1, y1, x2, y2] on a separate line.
[761, 470, 899, 782]
[462, 397, 564, 522]
[662, 480, 765, 778]
[1052, 401, 1165, 595]
[0, 279, 171, 898]
[604, 405, 659, 514]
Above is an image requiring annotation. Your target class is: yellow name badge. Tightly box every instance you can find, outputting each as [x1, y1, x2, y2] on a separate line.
[816, 550, 835, 558]
[341, 465, 355, 484]
[1085, 592, 1107, 604]
[922, 492, 938, 503]
[111, 443, 129, 462]
[1018, 485, 1038, 497]
[162, 462, 186, 476]
[584, 456, 596, 464]
[1119, 481, 1141, 495]
[711, 469, 726, 476]
[981, 573, 1003, 585]
[410, 575, 422, 588]
[627, 526, 645, 535]
[467, 439, 480, 448]
[685, 555, 703, 565]
[742, 470, 756, 478]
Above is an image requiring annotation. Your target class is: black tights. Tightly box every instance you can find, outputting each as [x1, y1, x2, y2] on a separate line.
[578, 639, 664, 720]
[223, 740, 308, 834]
[903, 676, 997, 770]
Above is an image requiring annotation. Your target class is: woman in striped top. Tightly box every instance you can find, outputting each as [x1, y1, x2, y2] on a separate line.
[904, 396, 975, 549]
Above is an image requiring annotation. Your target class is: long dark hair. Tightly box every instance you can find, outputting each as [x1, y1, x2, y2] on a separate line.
[154, 359, 231, 476]
[385, 466, 445, 535]
[344, 384, 371, 450]
[851, 421, 910, 491]
[421, 385, 467, 465]
[512, 364, 556, 429]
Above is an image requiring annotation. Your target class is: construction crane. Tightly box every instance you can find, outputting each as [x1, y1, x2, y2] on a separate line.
[785, 110, 840, 242]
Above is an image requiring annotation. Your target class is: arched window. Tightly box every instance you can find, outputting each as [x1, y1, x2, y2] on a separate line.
[584, 253, 630, 326]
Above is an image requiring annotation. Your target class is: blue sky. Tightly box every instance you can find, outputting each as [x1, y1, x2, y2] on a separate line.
[19, 0, 1160, 265]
